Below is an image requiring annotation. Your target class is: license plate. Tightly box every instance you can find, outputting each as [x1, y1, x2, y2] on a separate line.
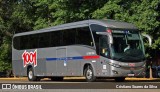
[128, 74, 135, 76]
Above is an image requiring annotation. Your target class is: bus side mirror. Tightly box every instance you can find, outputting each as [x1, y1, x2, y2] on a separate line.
[142, 34, 152, 46]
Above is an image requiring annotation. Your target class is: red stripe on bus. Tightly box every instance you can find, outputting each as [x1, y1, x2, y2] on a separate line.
[83, 55, 100, 59]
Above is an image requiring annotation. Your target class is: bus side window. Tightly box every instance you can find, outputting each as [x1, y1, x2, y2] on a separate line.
[92, 32, 100, 54]
[76, 27, 93, 46]
[62, 29, 76, 46]
[50, 31, 61, 47]
[90, 24, 107, 55]
[20, 36, 29, 50]
[13, 37, 20, 50]
[30, 34, 38, 49]
[38, 33, 50, 48]
[99, 36, 109, 58]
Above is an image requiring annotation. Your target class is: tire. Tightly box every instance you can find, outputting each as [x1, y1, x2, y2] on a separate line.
[84, 65, 96, 82]
[115, 77, 125, 82]
[51, 77, 63, 81]
[27, 67, 39, 81]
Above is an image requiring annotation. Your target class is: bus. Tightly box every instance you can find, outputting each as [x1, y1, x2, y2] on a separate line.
[12, 19, 151, 82]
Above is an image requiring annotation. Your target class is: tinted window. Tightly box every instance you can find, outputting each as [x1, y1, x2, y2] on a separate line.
[13, 26, 93, 50]
[50, 31, 62, 47]
[76, 27, 93, 46]
[90, 24, 107, 54]
[30, 34, 38, 49]
[13, 37, 20, 50]
[92, 31, 100, 54]
[62, 29, 76, 46]
[99, 35, 109, 57]
[90, 24, 106, 32]
[38, 32, 50, 48]
[20, 35, 29, 49]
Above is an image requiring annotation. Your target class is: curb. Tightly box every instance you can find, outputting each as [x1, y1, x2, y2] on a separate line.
[125, 78, 160, 80]
[0, 77, 160, 80]
[0, 77, 27, 80]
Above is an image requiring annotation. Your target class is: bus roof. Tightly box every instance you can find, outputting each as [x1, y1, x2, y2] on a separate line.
[13, 19, 138, 37]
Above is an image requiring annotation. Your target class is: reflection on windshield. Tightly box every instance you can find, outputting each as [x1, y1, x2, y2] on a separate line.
[111, 30, 145, 62]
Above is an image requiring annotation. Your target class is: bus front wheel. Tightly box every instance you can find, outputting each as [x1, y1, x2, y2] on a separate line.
[115, 77, 125, 82]
[27, 67, 39, 81]
[84, 65, 96, 82]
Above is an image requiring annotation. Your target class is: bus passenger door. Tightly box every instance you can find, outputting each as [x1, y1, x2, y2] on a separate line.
[56, 48, 67, 76]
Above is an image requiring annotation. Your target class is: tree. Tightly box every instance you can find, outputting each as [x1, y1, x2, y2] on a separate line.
[0, 0, 14, 72]
[0, 0, 33, 72]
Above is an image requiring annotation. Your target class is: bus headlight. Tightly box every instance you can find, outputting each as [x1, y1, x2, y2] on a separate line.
[108, 62, 121, 68]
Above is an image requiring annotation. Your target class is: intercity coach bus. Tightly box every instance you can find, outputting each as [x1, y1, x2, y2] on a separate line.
[12, 19, 151, 82]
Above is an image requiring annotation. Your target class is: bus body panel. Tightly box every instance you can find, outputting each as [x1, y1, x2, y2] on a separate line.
[12, 48, 47, 76]
[12, 45, 99, 77]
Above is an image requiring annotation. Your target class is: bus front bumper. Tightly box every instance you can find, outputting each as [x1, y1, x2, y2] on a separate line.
[109, 66, 146, 77]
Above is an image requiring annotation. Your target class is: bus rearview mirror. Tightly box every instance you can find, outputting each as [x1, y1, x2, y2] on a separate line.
[142, 34, 152, 46]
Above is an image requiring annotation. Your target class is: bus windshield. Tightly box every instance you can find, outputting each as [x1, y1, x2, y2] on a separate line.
[111, 30, 145, 62]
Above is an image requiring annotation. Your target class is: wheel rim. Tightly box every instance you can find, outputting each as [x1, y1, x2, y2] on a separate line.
[28, 70, 33, 79]
[86, 69, 93, 79]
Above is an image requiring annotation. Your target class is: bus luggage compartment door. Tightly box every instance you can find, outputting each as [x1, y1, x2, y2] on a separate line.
[56, 48, 67, 76]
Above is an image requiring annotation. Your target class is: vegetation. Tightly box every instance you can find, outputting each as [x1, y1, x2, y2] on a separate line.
[0, 0, 160, 71]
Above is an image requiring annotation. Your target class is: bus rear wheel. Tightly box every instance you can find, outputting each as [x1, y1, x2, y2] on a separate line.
[84, 65, 96, 82]
[27, 67, 39, 81]
[115, 77, 125, 82]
